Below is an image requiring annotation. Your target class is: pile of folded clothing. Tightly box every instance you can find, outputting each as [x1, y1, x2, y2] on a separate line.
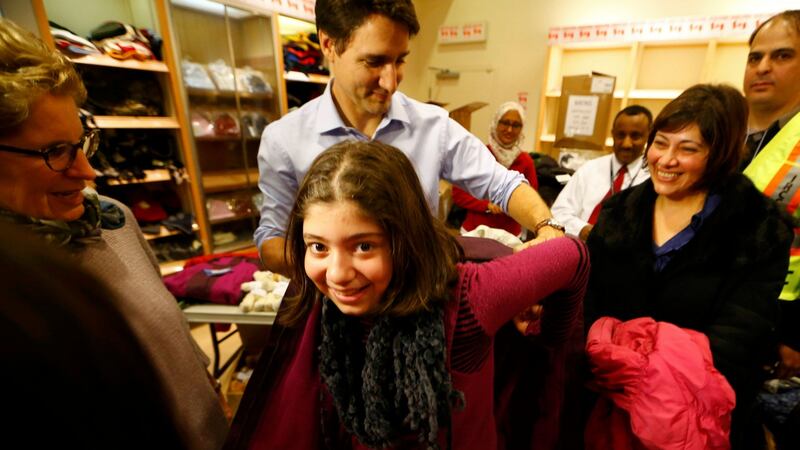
[190, 110, 269, 139]
[91, 130, 185, 183]
[206, 191, 260, 223]
[150, 237, 204, 262]
[50, 22, 101, 57]
[79, 65, 165, 116]
[50, 20, 162, 61]
[282, 32, 328, 75]
[192, 59, 273, 95]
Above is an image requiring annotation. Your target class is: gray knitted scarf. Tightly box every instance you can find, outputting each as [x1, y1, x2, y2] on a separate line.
[318, 298, 464, 449]
[0, 190, 124, 247]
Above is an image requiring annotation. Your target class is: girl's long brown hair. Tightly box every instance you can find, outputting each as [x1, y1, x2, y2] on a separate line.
[281, 140, 462, 326]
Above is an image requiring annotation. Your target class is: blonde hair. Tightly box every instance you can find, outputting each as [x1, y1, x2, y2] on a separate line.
[0, 18, 86, 135]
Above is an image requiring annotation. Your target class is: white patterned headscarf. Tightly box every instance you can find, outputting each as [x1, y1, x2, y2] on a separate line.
[488, 101, 526, 168]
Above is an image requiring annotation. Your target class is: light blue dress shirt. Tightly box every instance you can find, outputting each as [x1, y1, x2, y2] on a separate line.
[254, 82, 526, 249]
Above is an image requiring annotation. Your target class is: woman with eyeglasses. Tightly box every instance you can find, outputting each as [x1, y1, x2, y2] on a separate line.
[0, 18, 227, 449]
[451, 101, 539, 238]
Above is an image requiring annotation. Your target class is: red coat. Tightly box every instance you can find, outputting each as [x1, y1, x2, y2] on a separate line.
[585, 317, 736, 450]
[451, 146, 538, 236]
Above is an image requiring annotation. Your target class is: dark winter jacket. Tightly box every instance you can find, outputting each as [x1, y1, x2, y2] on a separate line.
[586, 173, 793, 449]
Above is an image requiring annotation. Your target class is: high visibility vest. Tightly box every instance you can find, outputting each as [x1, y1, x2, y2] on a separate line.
[744, 112, 800, 301]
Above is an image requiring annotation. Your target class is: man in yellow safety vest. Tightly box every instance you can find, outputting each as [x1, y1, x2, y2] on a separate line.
[742, 10, 800, 380]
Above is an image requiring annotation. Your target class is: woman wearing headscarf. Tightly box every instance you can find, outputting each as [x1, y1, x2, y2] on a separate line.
[451, 101, 538, 237]
[0, 18, 227, 449]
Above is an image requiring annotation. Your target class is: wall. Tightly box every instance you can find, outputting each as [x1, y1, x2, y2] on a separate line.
[405, 0, 798, 145]
[41, 0, 158, 37]
[0, 0, 39, 35]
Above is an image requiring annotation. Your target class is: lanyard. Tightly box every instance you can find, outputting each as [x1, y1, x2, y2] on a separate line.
[608, 158, 642, 195]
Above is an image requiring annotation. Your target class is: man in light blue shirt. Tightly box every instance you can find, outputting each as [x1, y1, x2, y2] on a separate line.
[256, 0, 561, 275]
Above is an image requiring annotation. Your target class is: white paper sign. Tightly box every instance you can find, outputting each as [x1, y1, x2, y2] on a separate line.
[591, 76, 614, 94]
[564, 95, 598, 137]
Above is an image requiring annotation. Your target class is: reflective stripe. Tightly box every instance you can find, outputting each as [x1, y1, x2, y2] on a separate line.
[745, 112, 800, 301]
[783, 255, 800, 301]
[762, 141, 800, 214]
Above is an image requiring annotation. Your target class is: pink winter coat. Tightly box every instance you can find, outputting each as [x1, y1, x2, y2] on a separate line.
[585, 317, 736, 450]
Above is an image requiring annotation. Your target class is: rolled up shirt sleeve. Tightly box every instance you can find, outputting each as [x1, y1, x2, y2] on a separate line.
[441, 118, 525, 213]
[254, 123, 298, 251]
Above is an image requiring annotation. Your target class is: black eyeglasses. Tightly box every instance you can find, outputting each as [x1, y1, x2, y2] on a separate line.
[0, 129, 100, 172]
[498, 119, 523, 130]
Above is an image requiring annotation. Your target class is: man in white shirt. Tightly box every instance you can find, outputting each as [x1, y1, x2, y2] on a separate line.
[551, 105, 652, 240]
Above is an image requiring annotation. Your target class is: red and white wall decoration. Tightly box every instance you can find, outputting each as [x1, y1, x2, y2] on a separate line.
[234, 0, 316, 21]
[548, 13, 777, 45]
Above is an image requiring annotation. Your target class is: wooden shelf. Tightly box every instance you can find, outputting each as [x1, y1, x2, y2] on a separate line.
[540, 134, 613, 147]
[546, 89, 625, 99]
[144, 226, 181, 241]
[195, 135, 260, 142]
[143, 223, 199, 241]
[71, 54, 169, 72]
[536, 36, 750, 158]
[627, 89, 683, 100]
[284, 71, 330, 84]
[202, 169, 259, 193]
[93, 116, 180, 129]
[187, 87, 274, 100]
[159, 259, 187, 277]
[209, 212, 258, 225]
[106, 169, 172, 185]
[214, 241, 256, 253]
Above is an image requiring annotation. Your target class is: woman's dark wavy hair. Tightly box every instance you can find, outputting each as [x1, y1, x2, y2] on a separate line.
[281, 140, 462, 326]
[645, 84, 748, 191]
[315, 0, 420, 54]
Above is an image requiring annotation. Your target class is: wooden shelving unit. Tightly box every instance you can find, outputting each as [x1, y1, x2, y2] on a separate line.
[535, 37, 750, 158]
[105, 169, 173, 185]
[71, 54, 169, 72]
[93, 116, 181, 129]
[143, 226, 182, 240]
[28, 0, 321, 260]
[33, 0, 212, 260]
[195, 135, 260, 142]
[213, 241, 257, 254]
[284, 70, 330, 84]
[169, 1, 282, 253]
[209, 212, 258, 226]
[186, 87, 274, 100]
[275, 15, 328, 115]
[202, 169, 259, 193]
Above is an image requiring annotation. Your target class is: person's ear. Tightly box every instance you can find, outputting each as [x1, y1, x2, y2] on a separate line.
[318, 30, 337, 60]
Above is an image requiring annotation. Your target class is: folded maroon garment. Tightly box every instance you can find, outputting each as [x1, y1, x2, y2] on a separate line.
[163, 255, 259, 305]
[456, 235, 514, 261]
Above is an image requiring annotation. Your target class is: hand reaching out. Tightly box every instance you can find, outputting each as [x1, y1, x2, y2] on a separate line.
[513, 304, 543, 336]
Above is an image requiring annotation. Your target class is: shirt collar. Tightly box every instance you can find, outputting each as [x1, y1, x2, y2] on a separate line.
[314, 81, 346, 134]
[778, 104, 800, 129]
[612, 155, 645, 174]
[314, 79, 411, 136]
[747, 103, 800, 137]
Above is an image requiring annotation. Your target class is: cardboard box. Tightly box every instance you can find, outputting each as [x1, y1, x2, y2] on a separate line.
[554, 72, 616, 151]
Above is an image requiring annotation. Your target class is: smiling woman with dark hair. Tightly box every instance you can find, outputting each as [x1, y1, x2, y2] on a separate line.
[586, 84, 793, 449]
